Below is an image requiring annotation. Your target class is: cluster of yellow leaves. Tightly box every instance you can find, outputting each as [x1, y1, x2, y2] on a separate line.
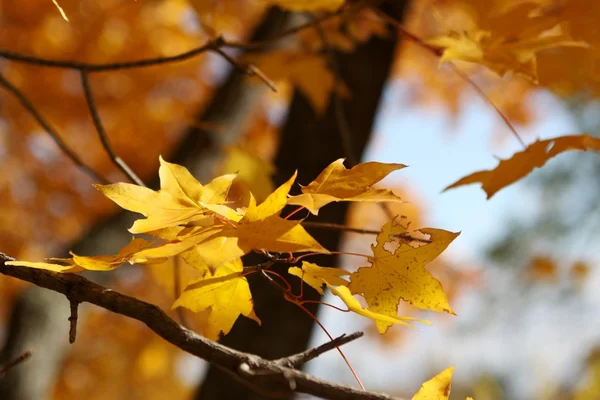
[446, 134, 600, 198]
[8, 157, 459, 340]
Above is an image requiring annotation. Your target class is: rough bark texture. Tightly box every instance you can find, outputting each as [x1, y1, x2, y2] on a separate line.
[0, 9, 287, 399]
[196, 2, 409, 399]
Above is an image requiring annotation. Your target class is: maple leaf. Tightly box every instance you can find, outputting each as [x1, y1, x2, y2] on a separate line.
[445, 134, 600, 198]
[427, 25, 587, 81]
[248, 50, 335, 114]
[327, 284, 429, 328]
[218, 172, 329, 256]
[172, 258, 260, 340]
[348, 218, 458, 334]
[287, 159, 406, 215]
[6, 238, 157, 272]
[289, 261, 350, 295]
[411, 367, 454, 400]
[263, 0, 344, 12]
[95, 158, 241, 234]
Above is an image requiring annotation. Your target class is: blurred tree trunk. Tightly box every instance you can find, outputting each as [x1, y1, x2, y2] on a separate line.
[195, 2, 409, 399]
[0, 8, 288, 399]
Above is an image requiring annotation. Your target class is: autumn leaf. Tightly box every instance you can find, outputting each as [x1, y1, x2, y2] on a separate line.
[445, 134, 600, 198]
[218, 172, 329, 256]
[349, 218, 458, 334]
[412, 367, 454, 400]
[6, 237, 157, 272]
[427, 23, 587, 81]
[327, 284, 429, 328]
[94, 183, 205, 234]
[263, 0, 344, 12]
[289, 262, 350, 295]
[173, 258, 260, 340]
[287, 159, 406, 215]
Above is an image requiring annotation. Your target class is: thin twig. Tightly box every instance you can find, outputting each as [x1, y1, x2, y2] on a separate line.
[369, 4, 527, 149]
[0, 73, 108, 183]
[302, 221, 380, 235]
[302, 221, 432, 243]
[275, 331, 364, 368]
[210, 47, 277, 92]
[0, 351, 32, 377]
[0, 11, 346, 73]
[0, 253, 403, 400]
[68, 300, 79, 344]
[80, 70, 145, 186]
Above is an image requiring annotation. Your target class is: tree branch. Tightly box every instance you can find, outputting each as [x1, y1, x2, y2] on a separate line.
[0, 252, 401, 400]
[0, 72, 108, 183]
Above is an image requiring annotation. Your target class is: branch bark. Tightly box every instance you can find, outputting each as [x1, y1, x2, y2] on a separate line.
[0, 253, 404, 400]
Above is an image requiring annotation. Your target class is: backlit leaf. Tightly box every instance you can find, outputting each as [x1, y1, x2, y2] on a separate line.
[289, 261, 350, 295]
[445, 134, 600, 198]
[327, 284, 429, 327]
[287, 159, 405, 215]
[349, 218, 458, 334]
[172, 258, 260, 340]
[412, 367, 454, 400]
[218, 172, 328, 255]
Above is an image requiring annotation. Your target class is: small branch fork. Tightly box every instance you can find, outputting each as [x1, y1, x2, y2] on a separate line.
[0, 351, 32, 378]
[0, 10, 345, 185]
[0, 252, 404, 400]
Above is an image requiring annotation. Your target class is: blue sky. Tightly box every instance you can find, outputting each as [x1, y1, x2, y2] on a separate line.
[305, 82, 600, 399]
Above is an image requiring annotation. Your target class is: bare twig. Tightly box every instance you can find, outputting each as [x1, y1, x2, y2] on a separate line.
[0, 252, 403, 400]
[275, 331, 364, 368]
[0, 351, 32, 378]
[0, 73, 108, 183]
[80, 70, 145, 186]
[302, 221, 380, 235]
[68, 301, 79, 344]
[0, 11, 346, 73]
[302, 221, 432, 243]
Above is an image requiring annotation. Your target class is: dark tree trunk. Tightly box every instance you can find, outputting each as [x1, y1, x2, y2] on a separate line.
[195, 2, 410, 399]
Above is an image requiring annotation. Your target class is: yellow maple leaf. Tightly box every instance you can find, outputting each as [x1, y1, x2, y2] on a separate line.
[96, 159, 242, 234]
[445, 134, 600, 198]
[427, 24, 587, 82]
[289, 261, 350, 295]
[263, 0, 344, 12]
[412, 367, 454, 400]
[287, 159, 405, 215]
[159, 156, 234, 205]
[172, 258, 260, 340]
[218, 172, 329, 255]
[248, 50, 335, 114]
[94, 183, 204, 234]
[6, 237, 157, 273]
[129, 226, 222, 264]
[348, 218, 458, 334]
[219, 146, 275, 203]
[327, 284, 429, 328]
